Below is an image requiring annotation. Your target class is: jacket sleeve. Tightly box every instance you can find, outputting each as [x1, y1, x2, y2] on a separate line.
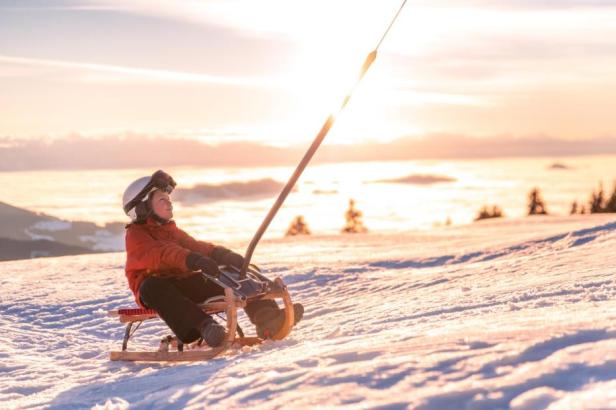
[126, 226, 191, 272]
[175, 228, 216, 257]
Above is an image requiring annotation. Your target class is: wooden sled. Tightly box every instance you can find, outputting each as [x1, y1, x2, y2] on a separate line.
[109, 277, 295, 362]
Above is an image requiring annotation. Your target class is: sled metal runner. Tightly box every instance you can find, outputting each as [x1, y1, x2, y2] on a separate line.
[108, 274, 295, 362]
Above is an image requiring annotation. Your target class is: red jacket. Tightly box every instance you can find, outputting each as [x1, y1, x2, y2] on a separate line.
[124, 218, 215, 306]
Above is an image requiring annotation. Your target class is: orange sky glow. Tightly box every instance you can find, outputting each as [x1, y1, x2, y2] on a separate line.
[1, 0, 615, 146]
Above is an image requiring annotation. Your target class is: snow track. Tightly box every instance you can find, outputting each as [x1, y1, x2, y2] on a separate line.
[1, 215, 616, 409]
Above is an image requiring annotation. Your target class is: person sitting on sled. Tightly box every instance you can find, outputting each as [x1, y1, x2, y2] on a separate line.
[122, 170, 303, 348]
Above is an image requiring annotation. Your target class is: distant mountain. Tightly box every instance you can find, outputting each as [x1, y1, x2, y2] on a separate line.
[0, 201, 125, 260]
[0, 237, 94, 261]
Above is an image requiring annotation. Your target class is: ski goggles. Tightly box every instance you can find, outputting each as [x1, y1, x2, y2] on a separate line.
[149, 169, 176, 194]
[123, 170, 177, 214]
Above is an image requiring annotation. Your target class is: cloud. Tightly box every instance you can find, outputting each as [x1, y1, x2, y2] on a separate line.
[0, 0, 138, 12]
[2, 0, 615, 140]
[4, 133, 616, 172]
[17, 0, 392, 47]
[380, 5, 616, 99]
[388, 88, 488, 107]
[0, 54, 280, 87]
[463, 0, 616, 10]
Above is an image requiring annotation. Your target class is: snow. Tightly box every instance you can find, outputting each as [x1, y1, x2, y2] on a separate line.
[24, 221, 73, 241]
[32, 221, 73, 232]
[78, 230, 125, 252]
[2, 215, 616, 409]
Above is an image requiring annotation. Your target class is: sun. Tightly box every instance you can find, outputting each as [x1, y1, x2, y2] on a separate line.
[280, 43, 405, 145]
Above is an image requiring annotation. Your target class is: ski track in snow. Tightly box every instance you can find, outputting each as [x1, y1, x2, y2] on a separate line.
[1, 216, 616, 409]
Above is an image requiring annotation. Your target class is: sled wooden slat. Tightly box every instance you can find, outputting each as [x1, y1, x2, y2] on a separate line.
[108, 299, 247, 324]
[115, 313, 158, 323]
[224, 286, 237, 346]
[234, 337, 262, 347]
[169, 336, 263, 350]
[110, 347, 227, 362]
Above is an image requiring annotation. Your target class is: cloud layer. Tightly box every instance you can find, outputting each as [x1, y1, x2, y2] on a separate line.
[1, 0, 615, 142]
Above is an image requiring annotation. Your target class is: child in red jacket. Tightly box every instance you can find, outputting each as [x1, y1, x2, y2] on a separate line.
[122, 170, 302, 347]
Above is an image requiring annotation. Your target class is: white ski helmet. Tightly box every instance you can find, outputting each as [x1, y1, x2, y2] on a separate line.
[122, 170, 176, 221]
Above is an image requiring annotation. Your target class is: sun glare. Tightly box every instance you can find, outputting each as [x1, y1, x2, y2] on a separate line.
[279, 40, 407, 145]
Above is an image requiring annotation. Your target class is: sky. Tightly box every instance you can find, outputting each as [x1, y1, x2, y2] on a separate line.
[1, 0, 616, 147]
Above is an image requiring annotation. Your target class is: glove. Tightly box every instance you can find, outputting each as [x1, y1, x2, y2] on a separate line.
[225, 252, 245, 270]
[185, 253, 221, 278]
[211, 246, 245, 269]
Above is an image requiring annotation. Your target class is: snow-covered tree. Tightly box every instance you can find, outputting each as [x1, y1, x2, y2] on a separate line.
[604, 182, 616, 213]
[528, 188, 548, 215]
[285, 215, 311, 236]
[589, 183, 605, 213]
[475, 205, 503, 221]
[342, 199, 368, 233]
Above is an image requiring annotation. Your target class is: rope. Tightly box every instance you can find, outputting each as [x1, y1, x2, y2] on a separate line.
[375, 0, 408, 51]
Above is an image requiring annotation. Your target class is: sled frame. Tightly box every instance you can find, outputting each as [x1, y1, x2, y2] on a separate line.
[109, 277, 294, 362]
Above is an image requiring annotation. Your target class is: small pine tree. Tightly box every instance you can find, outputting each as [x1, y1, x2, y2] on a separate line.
[475, 206, 489, 221]
[570, 200, 578, 215]
[285, 215, 311, 236]
[474, 205, 504, 221]
[589, 183, 605, 213]
[342, 199, 368, 233]
[605, 182, 616, 213]
[528, 188, 548, 215]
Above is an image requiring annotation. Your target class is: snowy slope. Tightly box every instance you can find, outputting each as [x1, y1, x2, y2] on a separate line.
[2, 215, 616, 409]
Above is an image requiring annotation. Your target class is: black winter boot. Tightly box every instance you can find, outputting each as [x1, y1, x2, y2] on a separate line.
[200, 316, 226, 347]
[255, 303, 304, 339]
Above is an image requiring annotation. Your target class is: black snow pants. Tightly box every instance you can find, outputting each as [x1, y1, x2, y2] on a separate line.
[139, 273, 277, 343]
